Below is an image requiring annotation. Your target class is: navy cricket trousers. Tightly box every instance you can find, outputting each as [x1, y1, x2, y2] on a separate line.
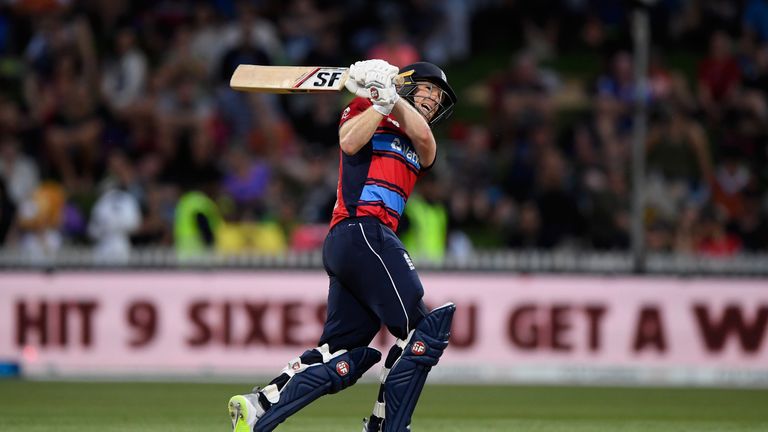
[319, 217, 428, 352]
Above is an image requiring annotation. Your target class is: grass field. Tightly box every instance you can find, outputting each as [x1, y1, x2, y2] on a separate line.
[1, 381, 767, 432]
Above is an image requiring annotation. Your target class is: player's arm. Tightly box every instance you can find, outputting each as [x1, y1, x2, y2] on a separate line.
[342, 60, 427, 157]
[338, 106, 382, 156]
[390, 99, 436, 167]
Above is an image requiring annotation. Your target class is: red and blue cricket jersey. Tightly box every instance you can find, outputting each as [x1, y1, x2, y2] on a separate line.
[330, 97, 429, 231]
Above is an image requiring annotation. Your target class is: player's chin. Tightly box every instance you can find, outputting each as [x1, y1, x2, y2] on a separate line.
[417, 106, 434, 121]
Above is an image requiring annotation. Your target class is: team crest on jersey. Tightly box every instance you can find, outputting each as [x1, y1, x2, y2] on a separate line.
[336, 361, 350, 376]
[411, 341, 426, 356]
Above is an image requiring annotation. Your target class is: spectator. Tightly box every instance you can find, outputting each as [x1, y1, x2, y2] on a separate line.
[711, 149, 755, 221]
[190, 2, 226, 78]
[646, 219, 675, 252]
[291, 93, 341, 152]
[88, 187, 141, 263]
[449, 124, 494, 191]
[278, 0, 331, 63]
[174, 189, 223, 258]
[302, 28, 345, 67]
[44, 57, 104, 191]
[24, 14, 98, 123]
[673, 204, 700, 254]
[595, 50, 649, 111]
[732, 189, 768, 251]
[131, 153, 176, 247]
[696, 207, 742, 256]
[535, 147, 583, 248]
[218, 19, 272, 83]
[499, 123, 554, 202]
[400, 175, 448, 263]
[489, 52, 558, 134]
[646, 104, 712, 213]
[0, 135, 39, 206]
[221, 146, 271, 219]
[221, 1, 283, 64]
[507, 200, 543, 249]
[401, 0, 444, 63]
[520, 0, 561, 59]
[101, 25, 148, 115]
[16, 181, 65, 260]
[155, 75, 214, 172]
[583, 168, 630, 250]
[155, 24, 207, 89]
[0, 179, 15, 246]
[739, 43, 768, 120]
[697, 30, 741, 120]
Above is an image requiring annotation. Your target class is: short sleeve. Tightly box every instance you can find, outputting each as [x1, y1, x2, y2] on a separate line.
[339, 97, 373, 128]
[419, 148, 437, 174]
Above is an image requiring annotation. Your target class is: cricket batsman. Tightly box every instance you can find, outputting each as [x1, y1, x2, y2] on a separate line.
[228, 59, 458, 432]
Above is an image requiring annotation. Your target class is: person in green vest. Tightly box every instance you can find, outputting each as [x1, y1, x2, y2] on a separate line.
[400, 175, 448, 263]
[174, 190, 223, 258]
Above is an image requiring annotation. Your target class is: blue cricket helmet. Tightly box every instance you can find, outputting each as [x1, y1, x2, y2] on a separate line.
[397, 62, 457, 126]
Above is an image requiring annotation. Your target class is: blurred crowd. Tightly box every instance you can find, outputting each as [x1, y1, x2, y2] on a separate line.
[0, 0, 766, 262]
[457, 0, 768, 258]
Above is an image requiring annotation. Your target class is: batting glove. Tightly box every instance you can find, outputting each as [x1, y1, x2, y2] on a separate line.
[370, 84, 399, 116]
[345, 60, 393, 99]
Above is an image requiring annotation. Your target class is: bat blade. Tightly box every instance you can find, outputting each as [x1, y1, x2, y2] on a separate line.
[230, 65, 349, 93]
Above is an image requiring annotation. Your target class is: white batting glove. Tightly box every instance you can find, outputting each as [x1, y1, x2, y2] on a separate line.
[345, 60, 385, 98]
[345, 60, 400, 102]
[362, 61, 399, 86]
[370, 84, 400, 116]
[344, 75, 371, 99]
[357, 59, 395, 75]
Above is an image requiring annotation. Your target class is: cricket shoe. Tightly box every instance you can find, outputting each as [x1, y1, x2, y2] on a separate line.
[228, 391, 267, 432]
[362, 415, 383, 432]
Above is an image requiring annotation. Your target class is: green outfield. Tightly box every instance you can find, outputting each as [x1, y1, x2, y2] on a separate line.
[1, 381, 767, 432]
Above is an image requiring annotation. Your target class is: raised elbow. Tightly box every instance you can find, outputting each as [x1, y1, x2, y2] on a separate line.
[339, 136, 359, 156]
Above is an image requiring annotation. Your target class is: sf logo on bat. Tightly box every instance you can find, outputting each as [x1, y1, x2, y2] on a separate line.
[313, 71, 343, 87]
[294, 67, 347, 90]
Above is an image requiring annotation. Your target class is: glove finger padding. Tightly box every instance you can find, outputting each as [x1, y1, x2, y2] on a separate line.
[375, 63, 400, 79]
[344, 77, 371, 99]
[359, 59, 394, 73]
[347, 60, 397, 98]
[348, 61, 365, 83]
[363, 70, 396, 89]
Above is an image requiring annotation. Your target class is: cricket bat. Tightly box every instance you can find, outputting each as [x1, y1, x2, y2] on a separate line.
[230, 65, 404, 94]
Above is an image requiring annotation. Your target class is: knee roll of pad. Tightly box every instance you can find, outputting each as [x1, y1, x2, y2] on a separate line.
[401, 302, 455, 367]
[255, 346, 381, 432]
